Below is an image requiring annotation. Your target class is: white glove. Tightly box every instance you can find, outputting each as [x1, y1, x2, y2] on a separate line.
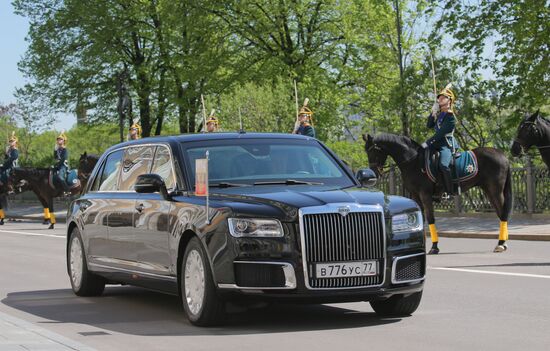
[421, 142, 428, 149]
[431, 102, 439, 117]
[293, 121, 300, 133]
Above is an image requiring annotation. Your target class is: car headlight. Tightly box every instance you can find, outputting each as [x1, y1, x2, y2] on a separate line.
[392, 211, 423, 233]
[228, 218, 284, 237]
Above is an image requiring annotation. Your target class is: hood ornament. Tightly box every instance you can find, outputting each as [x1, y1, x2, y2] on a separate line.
[338, 206, 351, 217]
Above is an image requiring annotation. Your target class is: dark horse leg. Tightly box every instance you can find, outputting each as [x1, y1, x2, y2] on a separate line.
[36, 194, 51, 225]
[419, 192, 439, 254]
[48, 197, 55, 230]
[0, 196, 5, 225]
[481, 167, 513, 252]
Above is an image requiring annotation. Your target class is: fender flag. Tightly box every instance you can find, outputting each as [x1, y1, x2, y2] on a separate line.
[195, 158, 208, 196]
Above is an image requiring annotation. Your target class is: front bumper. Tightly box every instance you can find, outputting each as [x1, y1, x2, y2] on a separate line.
[216, 250, 425, 302]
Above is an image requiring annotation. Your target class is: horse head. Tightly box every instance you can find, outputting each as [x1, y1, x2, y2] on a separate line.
[78, 152, 99, 180]
[362, 133, 388, 177]
[512, 110, 541, 156]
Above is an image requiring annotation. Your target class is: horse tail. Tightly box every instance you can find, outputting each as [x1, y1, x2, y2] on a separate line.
[502, 165, 513, 221]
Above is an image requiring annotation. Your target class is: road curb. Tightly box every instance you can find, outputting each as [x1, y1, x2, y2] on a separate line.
[428, 231, 550, 242]
[3, 215, 67, 224]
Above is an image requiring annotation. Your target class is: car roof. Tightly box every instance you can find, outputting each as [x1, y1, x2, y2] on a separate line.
[104, 132, 316, 154]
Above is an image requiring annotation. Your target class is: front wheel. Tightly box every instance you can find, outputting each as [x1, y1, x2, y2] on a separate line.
[67, 228, 105, 296]
[181, 237, 225, 326]
[370, 291, 423, 317]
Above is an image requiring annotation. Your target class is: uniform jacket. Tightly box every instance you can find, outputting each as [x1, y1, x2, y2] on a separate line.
[54, 147, 69, 170]
[426, 111, 460, 150]
[297, 123, 315, 138]
[2, 148, 18, 169]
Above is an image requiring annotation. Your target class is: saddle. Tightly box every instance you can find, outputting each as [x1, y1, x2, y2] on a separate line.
[48, 169, 80, 190]
[424, 149, 478, 185]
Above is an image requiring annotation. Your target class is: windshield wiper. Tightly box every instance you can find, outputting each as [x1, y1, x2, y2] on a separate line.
[253, 179, 324, 186]
[210, 182, 250, 188]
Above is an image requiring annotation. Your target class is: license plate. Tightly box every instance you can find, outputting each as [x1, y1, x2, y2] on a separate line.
[315, 261, 378, 278]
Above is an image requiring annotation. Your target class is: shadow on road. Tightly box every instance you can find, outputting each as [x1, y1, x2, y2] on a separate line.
[2, 287, 400, 336]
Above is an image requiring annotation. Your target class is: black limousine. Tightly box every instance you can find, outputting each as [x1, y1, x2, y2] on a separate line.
[66, 133, 425, 326]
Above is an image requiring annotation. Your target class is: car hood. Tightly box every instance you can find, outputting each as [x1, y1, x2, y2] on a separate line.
[203, 185, 417, 221]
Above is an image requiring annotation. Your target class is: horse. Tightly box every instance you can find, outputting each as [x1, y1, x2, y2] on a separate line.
[511, 111, 550, 170]
[0, 179, 31, 225]
[3, 153, 99, 229]
[363, 133, 513, 254]
[78, 152, 100, 190]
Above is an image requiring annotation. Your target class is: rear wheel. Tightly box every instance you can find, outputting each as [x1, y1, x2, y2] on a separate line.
[67, 228, 105, 296]
[370, 291, 423, 317]
[181, 237, 225, 326]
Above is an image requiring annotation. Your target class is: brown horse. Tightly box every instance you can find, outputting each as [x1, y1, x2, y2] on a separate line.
[363, 133, 513, 254]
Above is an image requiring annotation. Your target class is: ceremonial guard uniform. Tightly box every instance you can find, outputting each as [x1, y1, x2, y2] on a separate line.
[421, 86, 459, 199]
[293, 103, 316, 138]
[53, 131, 70, 191]
[206, 115, 219, 133]
[0, 132, 19, 187]
[129, 122, 142, 140]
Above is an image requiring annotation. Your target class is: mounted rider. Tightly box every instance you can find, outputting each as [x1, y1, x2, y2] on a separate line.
[421, 85, 460, 200]
[128, 121, 142, 140]
[293, 99, 316, 138]
[53, 131, 70, 191]
[0, 132, 19, 191]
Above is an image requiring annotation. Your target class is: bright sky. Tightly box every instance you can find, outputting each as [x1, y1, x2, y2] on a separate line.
[0, 1, 75, 130]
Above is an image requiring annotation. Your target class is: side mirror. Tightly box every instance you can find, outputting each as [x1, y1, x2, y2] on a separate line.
[135, 174, 170, 199]
[356, 168, 377, 187]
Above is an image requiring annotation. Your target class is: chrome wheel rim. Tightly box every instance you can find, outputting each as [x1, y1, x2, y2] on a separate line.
[184, 249, 205, 316]
[69, 236, 83, 290]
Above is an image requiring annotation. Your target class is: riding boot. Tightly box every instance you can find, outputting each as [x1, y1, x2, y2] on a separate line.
[441, 168, 453, 200]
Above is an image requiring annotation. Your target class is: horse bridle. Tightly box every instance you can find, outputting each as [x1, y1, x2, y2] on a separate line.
[367, 142, 417, 175]
[514, 120, 550, 153]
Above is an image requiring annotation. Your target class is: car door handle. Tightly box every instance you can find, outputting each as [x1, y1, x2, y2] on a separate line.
[135, 203, 145, 213]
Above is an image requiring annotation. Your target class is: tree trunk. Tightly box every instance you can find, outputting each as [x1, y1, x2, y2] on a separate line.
[394, 0, 409, 137]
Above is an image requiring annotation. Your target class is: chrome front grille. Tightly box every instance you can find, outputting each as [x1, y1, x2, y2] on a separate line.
[300, 208, 385, 289]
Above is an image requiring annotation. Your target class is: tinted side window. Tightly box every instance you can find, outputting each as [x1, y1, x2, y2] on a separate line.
[151, 146, 176, 190]
[119, 146, 155, 191]
[98, 150, 124, 191]
[90, 160, 105, 192]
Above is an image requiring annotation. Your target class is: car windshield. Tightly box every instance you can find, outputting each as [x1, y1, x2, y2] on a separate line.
[181, 138, 355, 189]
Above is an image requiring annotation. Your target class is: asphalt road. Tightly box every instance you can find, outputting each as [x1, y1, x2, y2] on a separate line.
[0, 220, 549, 351]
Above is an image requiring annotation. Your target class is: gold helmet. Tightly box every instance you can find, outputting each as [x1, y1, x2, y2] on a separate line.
[206, 115, 219, 126]
[57, 130, 68, 144]
[298, 98, 314, 125]
[8, 131, 18, 144]
[437, 85, 456, 104]
[129, 121, 142, 136]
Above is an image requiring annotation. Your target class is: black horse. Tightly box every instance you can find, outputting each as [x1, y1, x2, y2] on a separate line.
[0, 179, 31, 225]
[363, 133, 513, 254]
[511, 111, 550, 170]
[78, 152, 100, 191]
[1, 153, 99, 229]
[11, 167, 82, 229]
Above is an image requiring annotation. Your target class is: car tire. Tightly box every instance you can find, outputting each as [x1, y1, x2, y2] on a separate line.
[67, 227, 105, 297]
[370, 291, 422, 317]
[181, 237, 225, 326]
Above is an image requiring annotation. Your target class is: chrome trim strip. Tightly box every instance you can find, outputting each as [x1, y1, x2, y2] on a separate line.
[217, 261, 296, 290]
[299, 203, 387, 290]
[391, 252, 426, 284]
[88, 263, 177, 281]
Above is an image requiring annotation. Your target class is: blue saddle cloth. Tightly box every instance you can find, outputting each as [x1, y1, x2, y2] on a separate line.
[49, 169, 80, 190]
[425, 149, 478, 183]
